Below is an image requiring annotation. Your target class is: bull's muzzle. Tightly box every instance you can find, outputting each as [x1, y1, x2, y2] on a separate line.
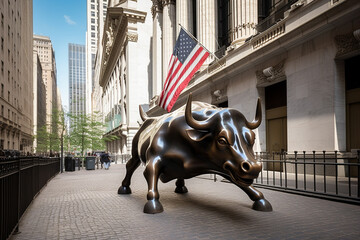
[223, 160, 262, 186]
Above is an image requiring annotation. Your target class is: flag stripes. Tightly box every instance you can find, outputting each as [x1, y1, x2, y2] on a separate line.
[158, 28, 209, 112]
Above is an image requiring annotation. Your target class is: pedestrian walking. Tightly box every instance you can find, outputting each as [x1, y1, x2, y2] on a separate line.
[101, 152, 111, 170]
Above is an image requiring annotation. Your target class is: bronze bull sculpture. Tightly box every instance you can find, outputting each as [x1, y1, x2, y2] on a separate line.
[118, 93, 272, 214]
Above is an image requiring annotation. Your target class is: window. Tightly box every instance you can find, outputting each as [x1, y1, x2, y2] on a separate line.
[91, 4, 95, 9]
[91, 11, 95, 17]
[1, 84, 3, 97]
[91, 25, 95, 31]
[1, 105, 3, 116]
[91, 18, 95, 24]
[1, 37, 3, 51]
[8, 91, 10, 101]
[217, 0, 231, 49]
[1, 61, 3, 74]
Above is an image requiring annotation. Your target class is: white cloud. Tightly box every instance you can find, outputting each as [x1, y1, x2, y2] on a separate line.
[64, 15, 76, 25]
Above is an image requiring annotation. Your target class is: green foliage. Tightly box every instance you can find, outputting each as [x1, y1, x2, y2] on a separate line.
[35, 125, 50, 153]
[68, 111, 117, 155]
[33, 107, 66, 154]
[34, 106, 115, 155]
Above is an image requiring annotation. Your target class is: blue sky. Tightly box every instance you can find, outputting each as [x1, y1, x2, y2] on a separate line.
[33, 0, 87, 111]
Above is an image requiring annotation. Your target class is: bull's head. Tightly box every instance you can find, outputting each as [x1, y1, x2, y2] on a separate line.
[185, 94, 262, 187]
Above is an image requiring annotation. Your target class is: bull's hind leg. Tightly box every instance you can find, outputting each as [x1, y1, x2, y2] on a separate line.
[143, 157, 163, 214]
[174, 178, 188, 194]
[118, 157, 140, 194]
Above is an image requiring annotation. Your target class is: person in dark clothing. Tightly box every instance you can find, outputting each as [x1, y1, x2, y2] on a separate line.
[101, 152, 111, 170]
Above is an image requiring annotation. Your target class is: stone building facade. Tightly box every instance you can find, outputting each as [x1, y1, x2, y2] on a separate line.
[147, 0, 360, 156]
[86, 0, 108, 115]
[0, 0, 33, 152]
[33, 35, 59, 132]
[32, 51, 47, 151]
[97, 0, 153, 155]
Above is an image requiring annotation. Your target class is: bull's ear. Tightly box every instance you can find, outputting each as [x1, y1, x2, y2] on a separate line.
[186, 129, 212, 142]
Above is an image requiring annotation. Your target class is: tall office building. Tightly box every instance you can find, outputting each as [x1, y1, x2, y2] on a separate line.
[68, 43, 86, 119]
[33, 35, 58, 129]
[0, 0, 33, 152]
[32, 51, 46, 152]
[86, 0, 107, 114]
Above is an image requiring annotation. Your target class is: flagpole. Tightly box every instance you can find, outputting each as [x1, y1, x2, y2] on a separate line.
[178, 24, 223, 66]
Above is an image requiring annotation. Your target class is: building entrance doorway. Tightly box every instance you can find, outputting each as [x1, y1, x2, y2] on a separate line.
[345, 55, 360, 177]
[265, 81, 287, 171]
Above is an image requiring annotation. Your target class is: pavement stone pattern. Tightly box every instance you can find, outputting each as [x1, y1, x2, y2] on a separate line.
[11, 164, 360, 240]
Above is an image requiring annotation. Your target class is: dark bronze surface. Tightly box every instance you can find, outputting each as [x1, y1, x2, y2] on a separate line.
[118, 93, 272, 214]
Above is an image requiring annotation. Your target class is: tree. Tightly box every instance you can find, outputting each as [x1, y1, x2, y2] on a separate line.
[68, 112, 117, 156]
[35, 125, 50, 154]
[33, 106, 67, 158]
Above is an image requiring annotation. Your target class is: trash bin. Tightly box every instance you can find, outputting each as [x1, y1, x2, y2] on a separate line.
[86, 156, 96, 170]
[74, 157, 80, 170]
[65, 156, 75, 171]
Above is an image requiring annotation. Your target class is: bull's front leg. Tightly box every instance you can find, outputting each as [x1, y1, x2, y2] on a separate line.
[240, 185, 272, 212]
[143, 156, 163, 214]
[118, 157, 140, 194]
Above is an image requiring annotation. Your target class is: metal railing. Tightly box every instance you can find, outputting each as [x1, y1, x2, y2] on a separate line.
[110, 154, 131, 164]
[198, 150, 359, 204]
[254, 151, 360, 204]
[0, 157, 60, 240]
[256, 0, 298, 32]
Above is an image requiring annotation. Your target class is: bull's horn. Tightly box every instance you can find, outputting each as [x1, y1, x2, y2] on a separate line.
[139, 105, 148, 121]
[246, 98, 262, 129]
[185, 93, 211, 130]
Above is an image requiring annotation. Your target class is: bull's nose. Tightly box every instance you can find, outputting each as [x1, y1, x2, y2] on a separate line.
[241, 161, 251, 173]
[241, 161, 262, 175]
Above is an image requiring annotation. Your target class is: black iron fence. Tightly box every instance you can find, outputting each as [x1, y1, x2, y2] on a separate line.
[0, 157, 60, 240]
[254, 151, 360, 204]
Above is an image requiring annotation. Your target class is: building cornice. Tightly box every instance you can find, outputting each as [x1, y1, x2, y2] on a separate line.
[99, 7, 147, 88]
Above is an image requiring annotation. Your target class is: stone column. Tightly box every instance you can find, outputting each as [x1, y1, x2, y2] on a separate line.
[230, 0, 258, 47]
[197, 0, 217, 64]
[176, 0, 194, 35]
[151, 0, 163, 97]
[162, 0, 176, 85]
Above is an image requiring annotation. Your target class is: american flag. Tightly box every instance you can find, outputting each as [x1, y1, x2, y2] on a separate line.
[159, 28, 209, 112]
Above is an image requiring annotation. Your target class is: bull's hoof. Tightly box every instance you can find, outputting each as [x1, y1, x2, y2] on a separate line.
[118, 186, 131, 194]
[143, 199, 164, 214]
[252, 199, 272, 212]
[175, 186, 188, 194]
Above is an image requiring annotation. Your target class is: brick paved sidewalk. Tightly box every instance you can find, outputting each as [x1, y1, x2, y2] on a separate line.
[11, 164, 360, 240]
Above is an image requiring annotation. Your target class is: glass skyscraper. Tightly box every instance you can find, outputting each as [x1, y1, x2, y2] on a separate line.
[68, 43, 86, 119]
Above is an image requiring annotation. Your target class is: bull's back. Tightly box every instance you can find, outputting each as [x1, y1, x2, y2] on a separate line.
[134, 101, 220, 162]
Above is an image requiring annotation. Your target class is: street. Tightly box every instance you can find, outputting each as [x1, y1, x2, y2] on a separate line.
[12, 164, 360, 240]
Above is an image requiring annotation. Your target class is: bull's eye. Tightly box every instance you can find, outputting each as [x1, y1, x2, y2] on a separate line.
[244, 131, 254, 146]
[217, 137, 228, 145]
